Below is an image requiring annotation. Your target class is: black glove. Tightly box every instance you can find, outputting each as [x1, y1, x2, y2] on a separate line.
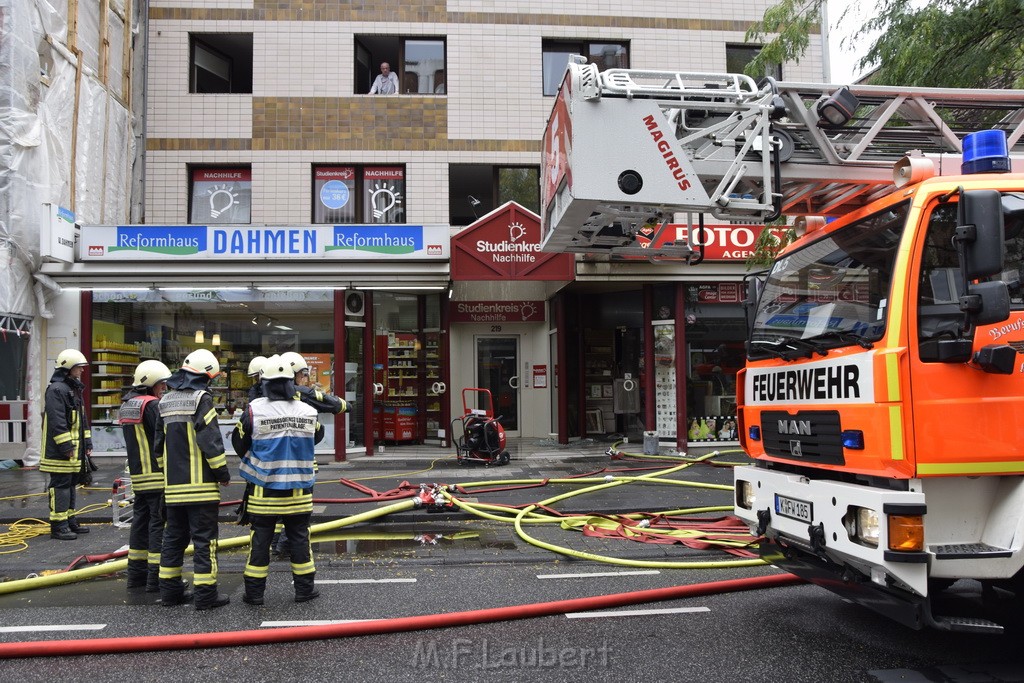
[80, 456, 94, 486]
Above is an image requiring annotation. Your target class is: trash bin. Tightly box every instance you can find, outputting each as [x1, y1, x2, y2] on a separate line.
[643, 431, 659, 455]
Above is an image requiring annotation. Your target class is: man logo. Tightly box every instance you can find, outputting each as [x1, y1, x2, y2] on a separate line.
[778, 419, 812, 436]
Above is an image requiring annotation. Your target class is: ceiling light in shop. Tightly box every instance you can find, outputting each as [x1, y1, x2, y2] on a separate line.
[274, 325, 293, 331]
[212, 333, 221, 346]
[195, 330, 205, 343]
[251, 317, 259, 325]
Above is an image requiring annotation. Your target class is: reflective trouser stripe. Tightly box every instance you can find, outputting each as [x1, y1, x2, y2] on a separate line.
[148, 552, 161, 566]
[128, 548, 148, 561]
[244, 563, 269, 579]
[159, 566, 182, 579]
[291, 559, 315, 576]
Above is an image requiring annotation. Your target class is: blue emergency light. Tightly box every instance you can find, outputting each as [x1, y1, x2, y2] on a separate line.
[961, 129, 1011, 175]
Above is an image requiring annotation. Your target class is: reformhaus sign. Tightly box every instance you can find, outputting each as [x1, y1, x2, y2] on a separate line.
[80, 224, 449, 260]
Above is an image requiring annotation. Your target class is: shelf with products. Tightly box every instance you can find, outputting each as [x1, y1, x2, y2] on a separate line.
[582, 329, 616, 434]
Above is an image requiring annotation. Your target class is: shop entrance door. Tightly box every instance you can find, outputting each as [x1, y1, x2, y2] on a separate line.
[475, 336, 519, 435]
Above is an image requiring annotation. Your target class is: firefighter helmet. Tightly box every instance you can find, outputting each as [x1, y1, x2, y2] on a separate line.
[261, 354, 294, 381]
[55, 349, 88, 369]
[181, 348, 221, 378]
[133, 360, 172, 387]
[246, 355, 268, 377]
[280, 351, 308, 374]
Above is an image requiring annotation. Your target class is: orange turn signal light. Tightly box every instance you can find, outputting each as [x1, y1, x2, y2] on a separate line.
[888, 514, 924, 552]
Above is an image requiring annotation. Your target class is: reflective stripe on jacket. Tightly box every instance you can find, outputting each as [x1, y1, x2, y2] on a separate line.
[247, 485, 313, 516]
[159, 388, 228, 505]
[120, 392, 164, 491]
[238, 397, 318, 490]
[40, 371, 91, 474]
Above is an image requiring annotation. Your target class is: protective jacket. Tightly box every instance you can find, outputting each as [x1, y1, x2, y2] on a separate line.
[247, 382, 264, 402]
[234, 379, 323, 490]
[295, 385, 346, 414]
[159, 370, 229, 505]
[120, 389, 164, 491]
[40, 368, 92, 474]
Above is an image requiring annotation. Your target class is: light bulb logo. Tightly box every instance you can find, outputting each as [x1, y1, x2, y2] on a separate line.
[520, 302, 537, 321]
[508, 221, 525, 242]
[370, 182, 403, 220]
[208, 184, 240, 218]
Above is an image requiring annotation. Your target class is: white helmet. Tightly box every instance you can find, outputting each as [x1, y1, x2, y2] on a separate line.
[133, 360, 172, 387]
[246, 355, 268, 377]
[280, 351, 308, 374]
[181, 348, 221, 378]
[55, 349, 88, 369]
[261, 354, 294, 381]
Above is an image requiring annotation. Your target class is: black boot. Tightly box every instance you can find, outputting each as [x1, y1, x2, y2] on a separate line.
[68, 519, 90, 534]
[243, 576, 265, 606]
[294, 573, 319, 603]
[146, 568, 160, 593]
[160, 579, 193, 606]
[50, 523, 77, 541]
[196, 594, 230, 611]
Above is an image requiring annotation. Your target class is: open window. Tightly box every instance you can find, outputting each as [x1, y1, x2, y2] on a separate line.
[449, 165, 539, 226]
[354, 36, 445, 94]
[190, 34, 253, 94]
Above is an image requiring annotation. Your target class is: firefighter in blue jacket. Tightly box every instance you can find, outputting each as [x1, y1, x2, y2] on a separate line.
[40, 349, 92, 540]
[233, 354, 323, 605]
[158, 349, 232, 610]
[121, 359, 172, 591]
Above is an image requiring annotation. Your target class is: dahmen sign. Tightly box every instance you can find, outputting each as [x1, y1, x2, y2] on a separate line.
[451, 202, 574, 281]
[450, 300, 546, 323]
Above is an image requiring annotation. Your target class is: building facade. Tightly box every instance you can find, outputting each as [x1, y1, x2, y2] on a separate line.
[33, 0, 825, 460]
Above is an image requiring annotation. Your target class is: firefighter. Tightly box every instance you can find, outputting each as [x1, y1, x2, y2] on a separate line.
[121, 360, 172, 591]
[232, 355, 323, 605]
[274, 351, 350, 555]
[40, 349, 92, 540]
[158, 349, 232, 610]
[246, 355, 267, 402]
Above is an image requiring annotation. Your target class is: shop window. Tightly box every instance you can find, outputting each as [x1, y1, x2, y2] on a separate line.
[355, 36, 445, 94]
[89, 289, 344, 452]
[449, 165, 539, 226]
[313, 165, 406, 224]
[189, 166, 252, 224]
[725, 43, 782, 80]
[542, 40, 628, 96]
[190, 33, 253, 94]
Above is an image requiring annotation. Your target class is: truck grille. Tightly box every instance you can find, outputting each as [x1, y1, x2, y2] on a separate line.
[760, 410, 845, 465]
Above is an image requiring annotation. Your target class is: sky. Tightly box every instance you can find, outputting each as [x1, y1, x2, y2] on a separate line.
[826, 0, 878, 83]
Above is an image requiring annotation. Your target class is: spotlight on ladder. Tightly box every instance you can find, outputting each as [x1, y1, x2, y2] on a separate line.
[815, 86, 859, 127]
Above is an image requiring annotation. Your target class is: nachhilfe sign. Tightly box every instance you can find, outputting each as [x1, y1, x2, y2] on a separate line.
[474, 222, 542, 264]
[745, 353, 875, 406]
[80, 224, 449, 260]
[450, 300, 545, 323]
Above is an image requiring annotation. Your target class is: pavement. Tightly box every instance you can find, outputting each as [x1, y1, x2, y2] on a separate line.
[0, 437, 753, 584]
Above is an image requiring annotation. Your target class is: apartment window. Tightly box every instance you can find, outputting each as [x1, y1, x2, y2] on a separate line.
[189, 167, 252, 224]
[726, 44, 782, 80]
[542, 40, 628, 96]
[449, 165, 539, 226]
[313, 165, 406, 224]
[190, 34, 253, 94]
[355, 36, 445, 94]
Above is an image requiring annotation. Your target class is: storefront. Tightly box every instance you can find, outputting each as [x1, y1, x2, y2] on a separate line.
[42, 222, 451, 460]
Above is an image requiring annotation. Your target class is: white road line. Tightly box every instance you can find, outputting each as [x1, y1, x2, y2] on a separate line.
[316, 578, 417, 584]
[260, 620, 370, 628]
[0, 624, 106, 633]
[565, 607, 710, 619]
[536, 570, 661, 579]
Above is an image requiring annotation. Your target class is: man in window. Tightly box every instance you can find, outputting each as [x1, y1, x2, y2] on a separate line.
[369, 62, 399, 95]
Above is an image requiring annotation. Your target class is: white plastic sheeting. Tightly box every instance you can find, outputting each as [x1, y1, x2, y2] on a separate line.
[0, 0, 135, 463]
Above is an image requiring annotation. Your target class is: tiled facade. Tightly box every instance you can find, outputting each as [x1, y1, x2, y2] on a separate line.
[144, 0, 823, 226]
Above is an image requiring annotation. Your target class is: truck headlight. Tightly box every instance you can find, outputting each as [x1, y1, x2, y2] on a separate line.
[736, 480, 755, 510]
[846, 506, 879, 548]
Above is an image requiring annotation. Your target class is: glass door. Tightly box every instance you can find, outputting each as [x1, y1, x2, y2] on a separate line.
[475, 336, 519, 434]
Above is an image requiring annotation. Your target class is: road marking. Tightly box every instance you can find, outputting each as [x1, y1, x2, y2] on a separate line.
[565, 607, 710, 619]
[260, 620, 370, 627]
[537, 570, 661, 579]
[316, 578, 417, 584]
[0, 624, 106, 633]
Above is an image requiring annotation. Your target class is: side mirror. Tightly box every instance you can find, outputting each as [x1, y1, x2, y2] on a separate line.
[961, 280, 1010, 326]
[960, 190, 1004, 279]
[743, 272, 766, 339]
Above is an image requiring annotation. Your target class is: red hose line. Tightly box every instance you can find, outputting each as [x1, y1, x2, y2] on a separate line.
[0, 573, 801, 659]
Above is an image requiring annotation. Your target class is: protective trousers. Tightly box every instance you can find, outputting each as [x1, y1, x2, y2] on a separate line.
[244, 513, 315, 601]
[127, 491, 165, 590]
[159, 503, 220, 606]
[47, 472, 79, 528]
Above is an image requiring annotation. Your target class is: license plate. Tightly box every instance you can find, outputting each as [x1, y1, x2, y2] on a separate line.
[775, 494, 813, 523]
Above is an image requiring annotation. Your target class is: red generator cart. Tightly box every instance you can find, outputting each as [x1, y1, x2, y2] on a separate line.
[452, 388, 510, 466]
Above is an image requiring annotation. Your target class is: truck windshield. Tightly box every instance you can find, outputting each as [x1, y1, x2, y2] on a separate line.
[749, 200, 910, 360]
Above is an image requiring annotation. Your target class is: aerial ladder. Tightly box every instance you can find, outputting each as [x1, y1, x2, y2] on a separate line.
[541, 58, 1024, 259]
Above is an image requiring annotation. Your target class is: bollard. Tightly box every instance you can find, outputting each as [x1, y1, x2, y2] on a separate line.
[643, 431, 660, 455]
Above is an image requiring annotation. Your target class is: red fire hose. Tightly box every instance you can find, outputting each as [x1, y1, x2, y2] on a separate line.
[0, 573, 801, 659]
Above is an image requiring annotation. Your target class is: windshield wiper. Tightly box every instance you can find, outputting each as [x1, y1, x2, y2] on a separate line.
[778, 337, 829, 357]
[805, 330, 874, 349]
[747, 338, 824, 361]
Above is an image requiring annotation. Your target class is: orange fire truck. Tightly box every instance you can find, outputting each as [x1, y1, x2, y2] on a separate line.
[541, 58, 1024, 633]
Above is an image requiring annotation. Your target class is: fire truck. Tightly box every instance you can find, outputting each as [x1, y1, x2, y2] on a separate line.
[541, 58, 1024, 633]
